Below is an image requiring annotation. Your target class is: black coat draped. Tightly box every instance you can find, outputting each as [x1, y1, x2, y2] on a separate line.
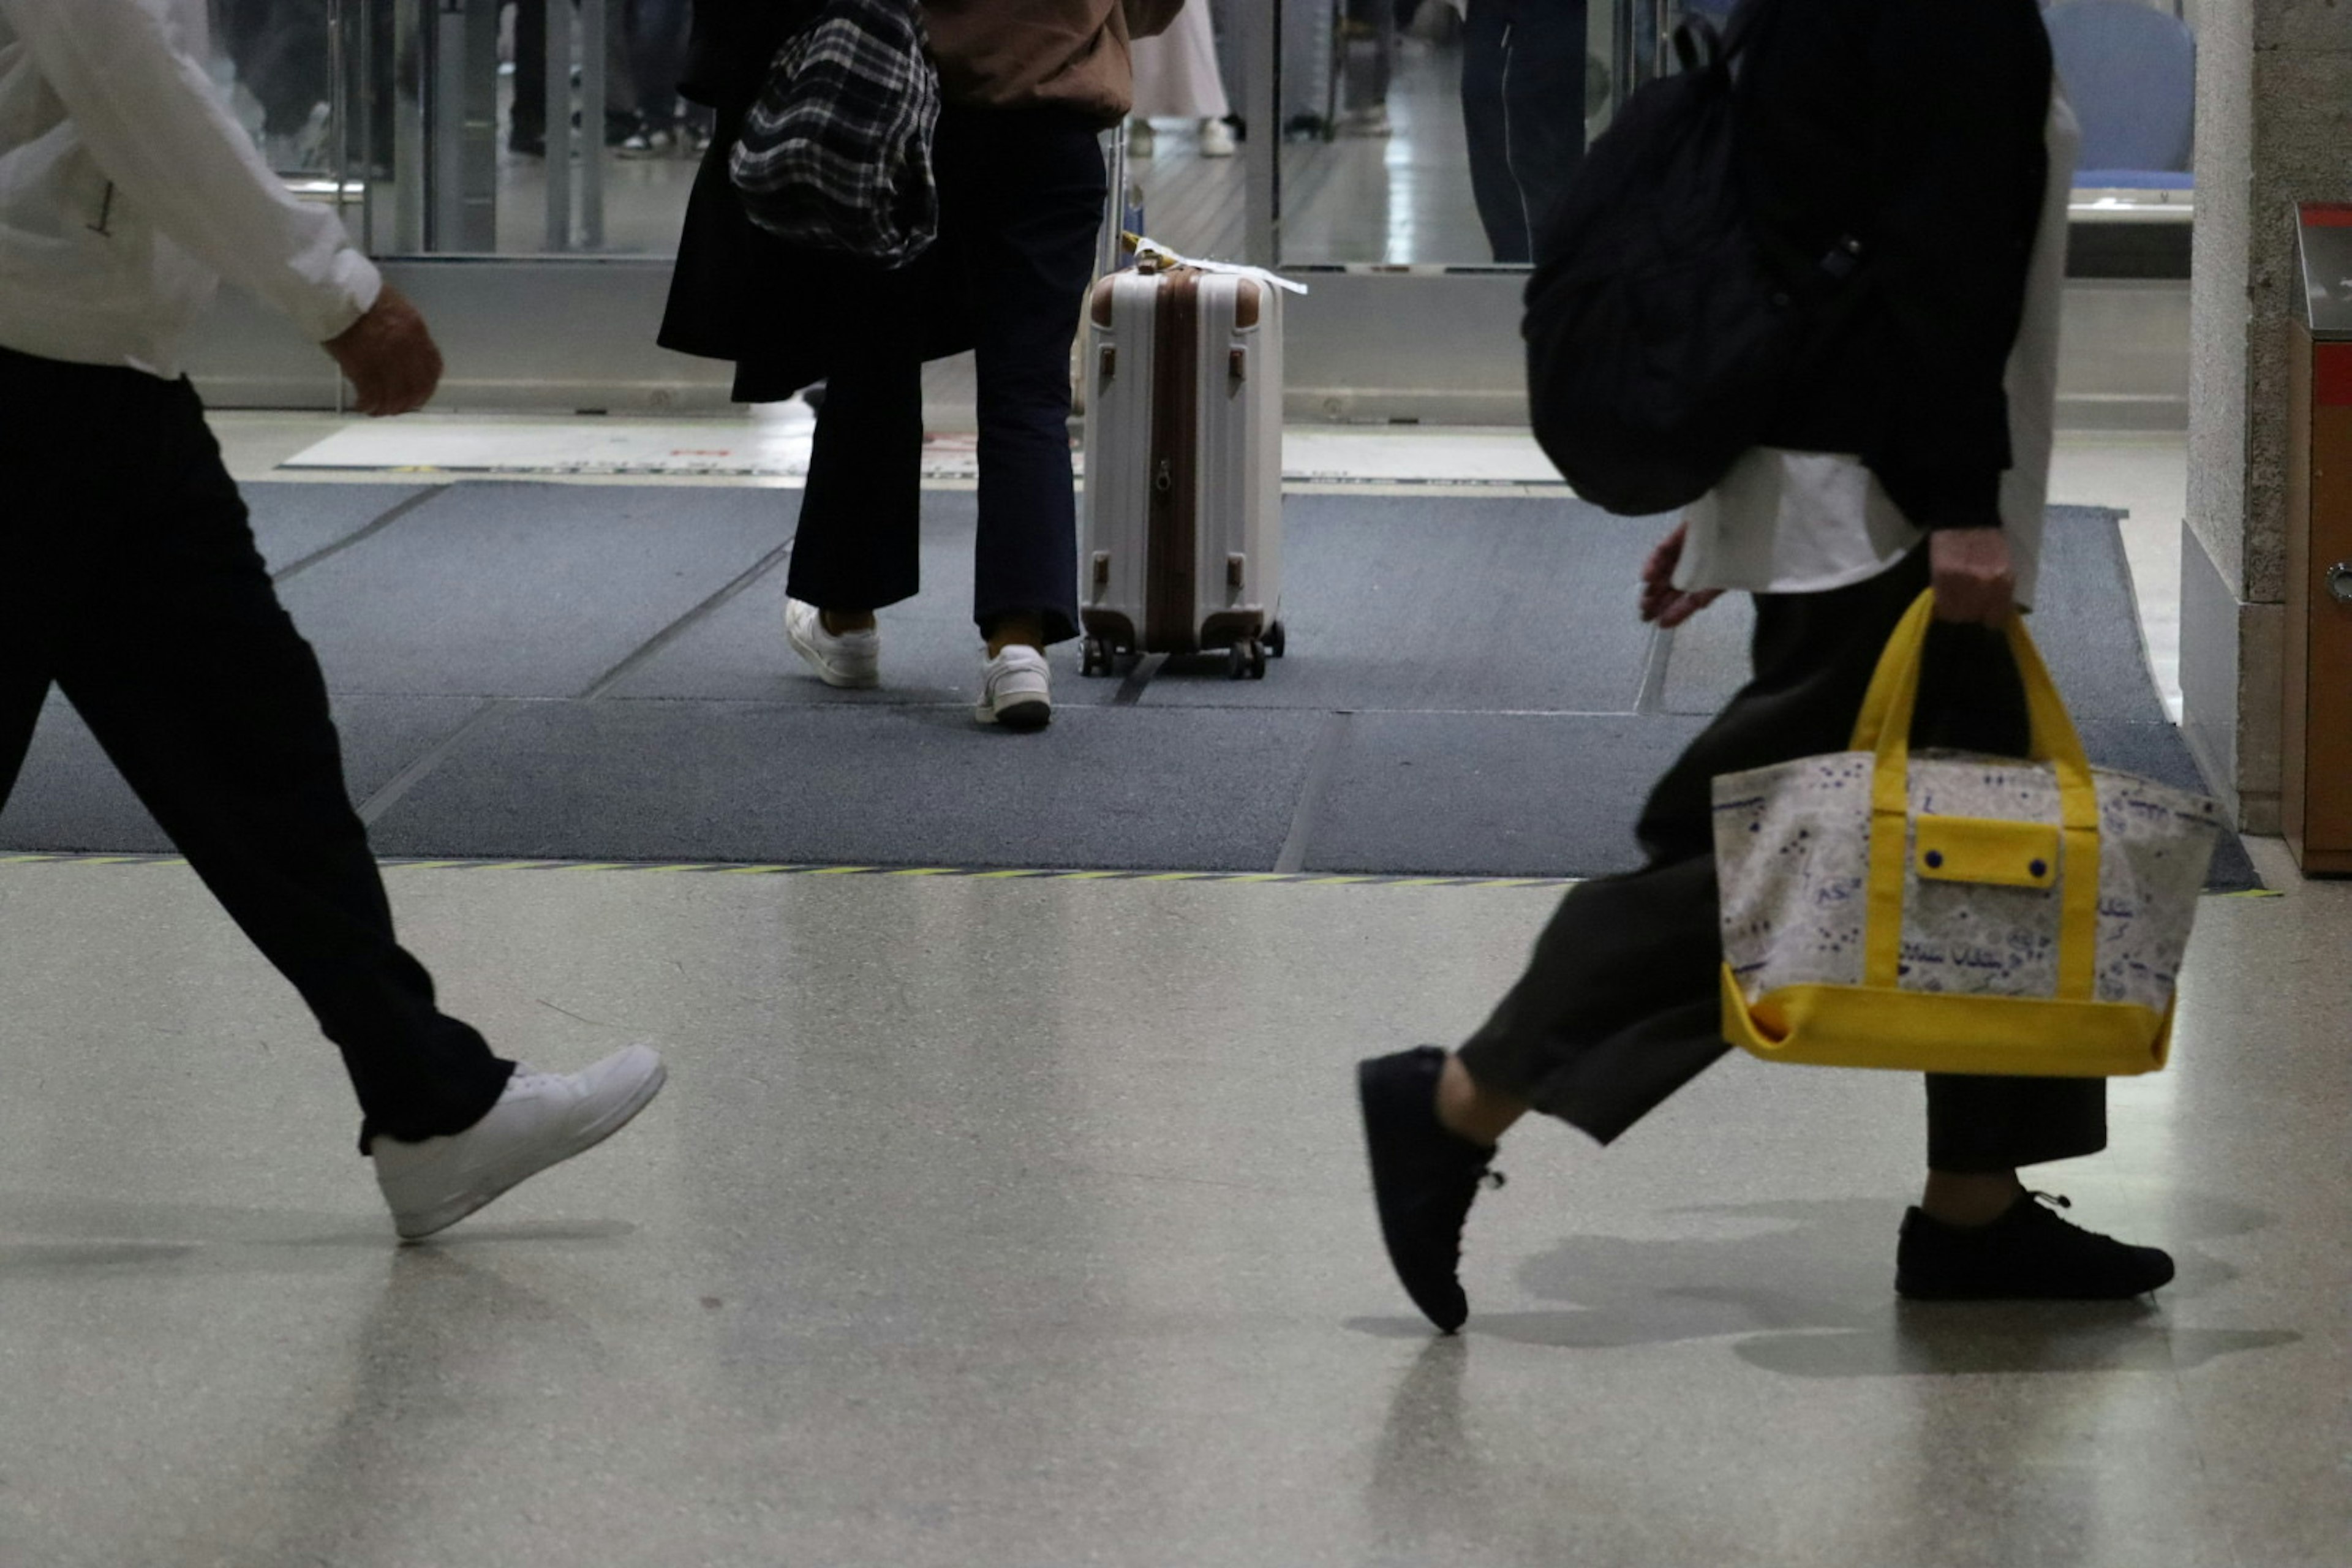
[657, 0, 974, 401]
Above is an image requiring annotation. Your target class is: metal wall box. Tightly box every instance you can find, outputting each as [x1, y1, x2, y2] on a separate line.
[2283, 204, 2352, 871]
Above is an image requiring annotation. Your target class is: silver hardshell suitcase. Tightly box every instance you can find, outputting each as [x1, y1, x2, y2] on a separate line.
[1079, 262, 1287, 679]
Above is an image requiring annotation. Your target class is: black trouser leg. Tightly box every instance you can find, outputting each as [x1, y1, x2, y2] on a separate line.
[937, 106, 1104, 646]
[0, 638, 46, 808]
[1460, 7, 1523, 262]
[0, 352, 511, 1149]
[1456, 547, 2106, 1169]
[513, 0, 547, 137]
[1461, 0, 1588, 264]
[788, 347, 925, 614]
[628, 0, 693, 128]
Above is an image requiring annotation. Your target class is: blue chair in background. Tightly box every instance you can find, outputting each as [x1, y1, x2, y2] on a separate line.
[2044, 0, 2197, 189]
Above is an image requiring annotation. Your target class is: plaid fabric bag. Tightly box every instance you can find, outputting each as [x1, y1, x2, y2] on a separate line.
[729, 0, 940, 268]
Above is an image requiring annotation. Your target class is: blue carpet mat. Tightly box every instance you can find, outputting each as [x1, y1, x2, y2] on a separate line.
[0, 483, 2256, 888]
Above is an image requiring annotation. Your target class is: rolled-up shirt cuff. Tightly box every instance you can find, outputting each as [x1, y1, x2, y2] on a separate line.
[288, 250, 384, 344]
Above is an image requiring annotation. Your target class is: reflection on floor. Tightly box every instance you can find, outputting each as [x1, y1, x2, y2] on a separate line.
[1118, 37, 1496, 266]
[1, 856, 2341, 1566]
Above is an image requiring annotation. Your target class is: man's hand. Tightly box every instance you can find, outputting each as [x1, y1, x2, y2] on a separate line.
[1640, 521, 1724, 628]
[1929, 526, 2015, 625]
[324, 285, 443, 417]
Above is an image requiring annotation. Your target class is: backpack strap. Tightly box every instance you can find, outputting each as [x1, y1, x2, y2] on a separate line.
[1722, 0, 1791, 56]
[1672, 0, 1783, 77]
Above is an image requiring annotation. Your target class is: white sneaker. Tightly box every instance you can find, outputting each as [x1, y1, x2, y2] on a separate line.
[1199, 118, 1237, 157]
[786, 597, 881, 689]
[1127, 119, 1155, 157]
[976, 644, 1052, 730]
[372, 1044, 668, 1241]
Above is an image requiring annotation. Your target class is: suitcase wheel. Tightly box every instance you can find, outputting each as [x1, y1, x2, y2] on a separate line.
[1227, 639, 1268, 681]
[1265, 620, 1287, 659]
[1080, 638, 1113, 678]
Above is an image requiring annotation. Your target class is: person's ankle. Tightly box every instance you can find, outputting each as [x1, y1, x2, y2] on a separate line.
[821, 609, 876, 636]
[1434, 1052, 1522, 1148]
[984, 614, 1047, 659]
[1920, 1171, 2027, 1229]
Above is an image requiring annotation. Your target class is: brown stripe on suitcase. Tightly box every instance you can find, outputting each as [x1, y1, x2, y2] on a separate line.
[1146, 271, 1201, 654]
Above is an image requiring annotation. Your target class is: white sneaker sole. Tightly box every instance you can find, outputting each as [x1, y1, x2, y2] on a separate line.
[393, 1057, 668, 1242]
[975, 695, 1052, 730]
[786, 620, 880, 690]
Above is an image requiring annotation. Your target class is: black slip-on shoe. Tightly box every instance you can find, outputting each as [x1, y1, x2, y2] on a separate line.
[1896, 1193, 2175, 1301]
[1357, 1046, 1501, 1334]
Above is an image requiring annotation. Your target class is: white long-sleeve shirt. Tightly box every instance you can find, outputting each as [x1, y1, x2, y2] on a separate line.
[1672, 90, 2081, 609]
[0, 0, 380, 380]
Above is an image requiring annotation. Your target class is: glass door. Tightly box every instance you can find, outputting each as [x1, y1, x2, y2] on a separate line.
[1256, 0, 1673, 268]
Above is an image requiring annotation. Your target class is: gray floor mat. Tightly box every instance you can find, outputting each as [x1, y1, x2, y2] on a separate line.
[2018, 507, 2171, 723]
[1304, 712, 1714, 877]
[1135, 494, 1660, 712]
[611, 500, 1123, 710]
[244, 481, 431, 576]
[0, 693, 486, 854]
[616, 491, 1660, 714]
[366, 701, 1325, 870]
[0, 483, 2253, 887]
[278, 481, 786, 698]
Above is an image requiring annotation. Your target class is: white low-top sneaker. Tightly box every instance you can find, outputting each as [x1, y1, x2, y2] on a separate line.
[977, 644, 1052, 730]
[785, 597, 881, 689]
[372, 1044, 668, 1241]
[1199, 118, 1237, 157]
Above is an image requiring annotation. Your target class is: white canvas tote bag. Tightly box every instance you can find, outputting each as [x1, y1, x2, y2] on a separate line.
[1712, 591, 2223, 1076]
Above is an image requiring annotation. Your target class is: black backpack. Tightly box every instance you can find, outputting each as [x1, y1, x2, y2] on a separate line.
[1522, 6, 1861, 516]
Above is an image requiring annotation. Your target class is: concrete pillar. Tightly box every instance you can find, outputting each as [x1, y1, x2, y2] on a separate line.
[2181, 0, 2352, 832]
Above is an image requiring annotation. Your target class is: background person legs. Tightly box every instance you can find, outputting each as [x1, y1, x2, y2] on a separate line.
[510, 0, 641, 153]
[216, 0, 334, 168]
[1130, 1, 1237, 156]
[933, 105, 1107, 650]
[1460, 0, 1591, 263]
[787, 347, 927, 628]
[625, 0, 698, 148]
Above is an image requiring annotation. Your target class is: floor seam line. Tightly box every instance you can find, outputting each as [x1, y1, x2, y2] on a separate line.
[1108, 653, 1166, 707]
[354, 698, 513, 827]
[576, 538, 797, 701]
[1272, 710, 1354, 875]
[267, 484, 448, 586]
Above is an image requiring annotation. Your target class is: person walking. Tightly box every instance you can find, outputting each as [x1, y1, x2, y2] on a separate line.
[510, 0, 643, 155]
[0, 0, 666, 1240]
[1357, 0, 2174, 1333]
[661, 0, 1182, 731]
[1128, 0, 1235, 157]
[1459, 0, 1591, 263]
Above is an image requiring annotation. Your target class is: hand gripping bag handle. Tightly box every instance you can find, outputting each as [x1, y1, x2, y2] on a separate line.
[1846, 593, 2101, 1002]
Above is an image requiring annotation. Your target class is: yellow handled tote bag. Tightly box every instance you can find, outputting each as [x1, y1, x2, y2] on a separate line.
[1713, 591, 2223, 1076]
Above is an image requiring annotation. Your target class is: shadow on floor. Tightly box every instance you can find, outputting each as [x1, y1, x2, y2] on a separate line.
[1348, 1192, 2294, 1374]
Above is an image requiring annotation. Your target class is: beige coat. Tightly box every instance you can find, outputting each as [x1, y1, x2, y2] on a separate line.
[923, 0, 1186, 124]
